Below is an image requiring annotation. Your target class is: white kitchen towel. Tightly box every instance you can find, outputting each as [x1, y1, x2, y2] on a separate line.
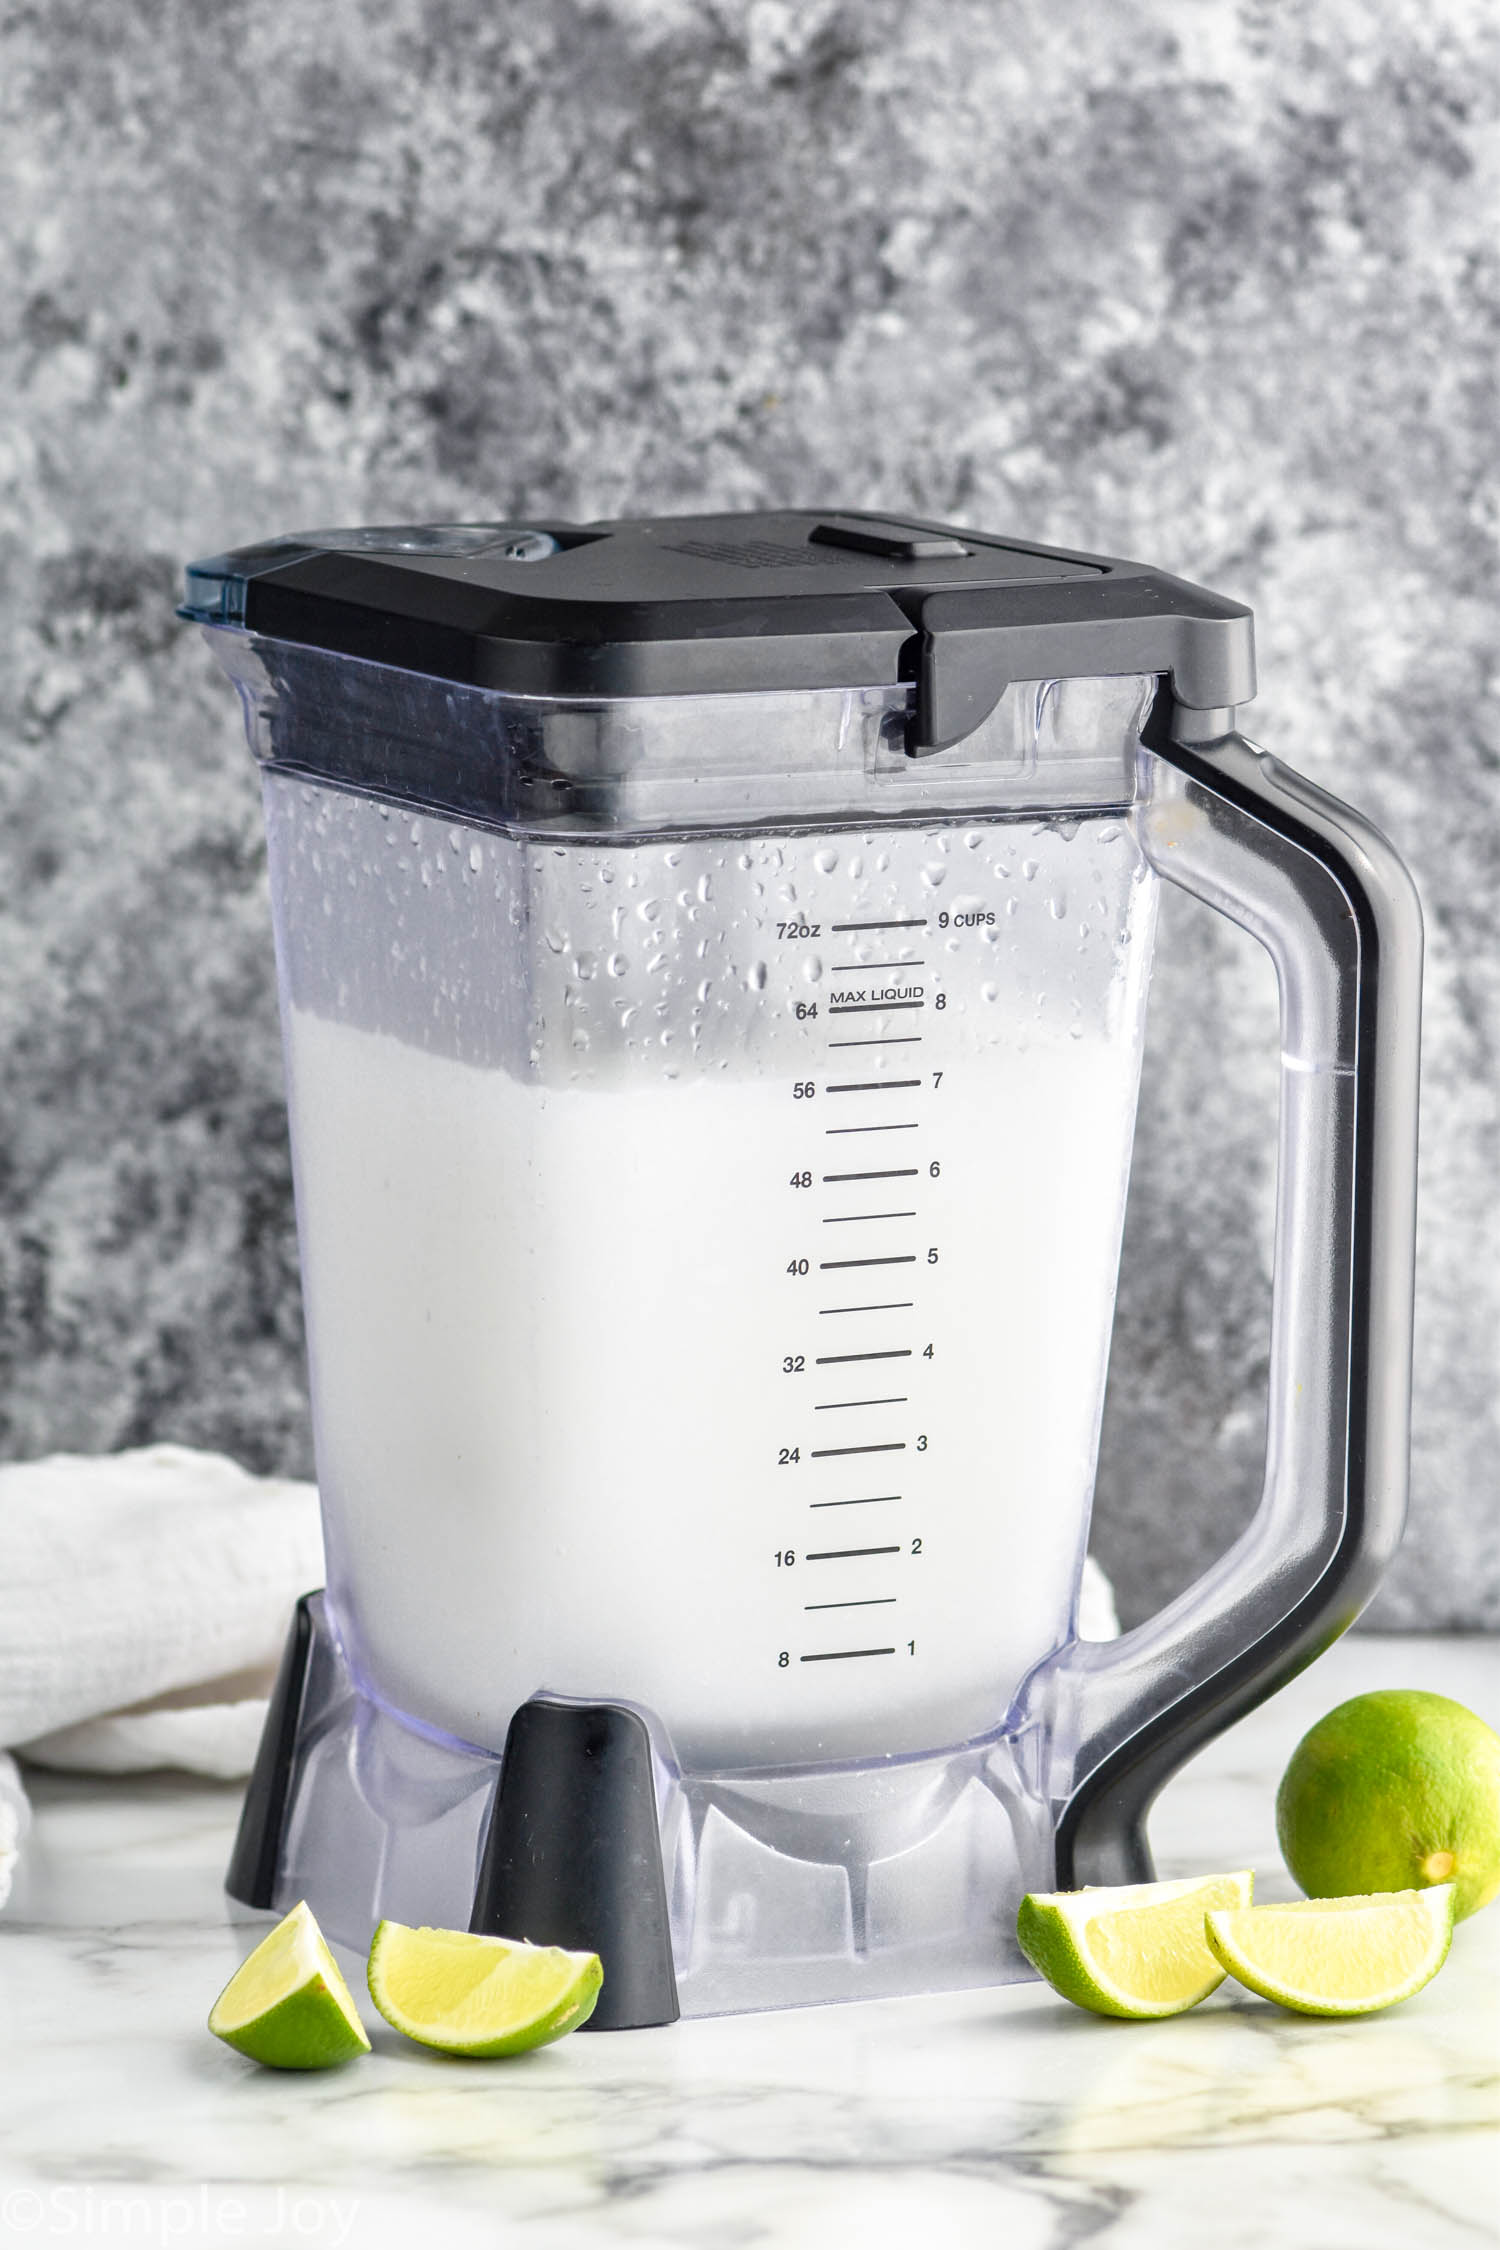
[0, 1752, 28, 1909]
[0, 1443, 324, 1776]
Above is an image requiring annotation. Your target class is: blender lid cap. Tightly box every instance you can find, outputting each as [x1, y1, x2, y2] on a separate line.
[180, 510, 1254, 751]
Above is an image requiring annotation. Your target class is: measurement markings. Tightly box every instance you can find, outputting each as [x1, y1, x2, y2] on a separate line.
[829, 1003, 924, 1018]
[808, 1493, 901, 1509]
[815, 1349, 912, 1364]
[806, 1545, 901, 1561]
[822, 1210, 917, 1224]
[825, 1123, 919, 1135]
[803, 1598, 898, 1611]
[826, 1078, 923, 1094]
[830, 918, 927, 932]
[815, 1395, 908, 1411]
[810, 1441, 905, 1458]
[819, 1256, 917, 1270]
[792, 902, 927, 1670]
[823, 1168, 919, 1183]
[801, 1647, 896, 1662]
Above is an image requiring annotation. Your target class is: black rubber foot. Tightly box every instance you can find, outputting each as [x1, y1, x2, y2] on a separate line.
[226, 1592, 317, 1909]
[471, 1699, 680, 2031]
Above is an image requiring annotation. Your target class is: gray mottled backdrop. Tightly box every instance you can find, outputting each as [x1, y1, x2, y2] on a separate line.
[2, 0, 1496, 1627]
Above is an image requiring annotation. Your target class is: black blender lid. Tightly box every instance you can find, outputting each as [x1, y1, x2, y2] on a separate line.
[180, 509, 1254, 752]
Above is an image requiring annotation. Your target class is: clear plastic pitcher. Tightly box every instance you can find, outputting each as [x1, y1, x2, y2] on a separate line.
[184, 513, 1421, 2024]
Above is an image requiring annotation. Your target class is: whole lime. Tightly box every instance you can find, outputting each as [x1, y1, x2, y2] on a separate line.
[1276, 1690, 1500, 1922]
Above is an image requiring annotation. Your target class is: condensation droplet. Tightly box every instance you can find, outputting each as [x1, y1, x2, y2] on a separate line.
[607, 951, 630, 978]
[468, 843, 483, 873]
[1022, 859, 1039, 881]
[814, 847, 839, 875]
[746, 960, 768, 992]
[803, 955, 823, 984]
[920, 862, 947, 890]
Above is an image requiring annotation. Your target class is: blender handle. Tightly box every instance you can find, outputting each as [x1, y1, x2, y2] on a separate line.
[1047, 705, 1423, 1887]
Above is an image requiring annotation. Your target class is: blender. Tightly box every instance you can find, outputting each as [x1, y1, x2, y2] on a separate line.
[180, 510, 1422, 2025]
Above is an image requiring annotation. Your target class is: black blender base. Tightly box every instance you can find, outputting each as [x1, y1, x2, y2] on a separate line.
[226, 1593, 679, 2029]
[229, 1593, 1059, 2020]
[471, 1699, 679, 2031]
[226, 1591, 317, 1911]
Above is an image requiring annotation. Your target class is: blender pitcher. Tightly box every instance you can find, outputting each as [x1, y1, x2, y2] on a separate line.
[181, 512, 1421, 2026]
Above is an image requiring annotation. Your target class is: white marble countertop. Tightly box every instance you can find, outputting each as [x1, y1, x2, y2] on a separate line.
[3, 1634, 1496, 2249]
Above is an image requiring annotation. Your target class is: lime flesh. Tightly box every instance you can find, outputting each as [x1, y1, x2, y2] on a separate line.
[367, 1922, 603, 2056]
[1017, 1871, 1254, 2019]
[1276, 1690, 1500, 1920]
[1206, 1885, 1456, 2015]
[209, 1900, 371, 2069]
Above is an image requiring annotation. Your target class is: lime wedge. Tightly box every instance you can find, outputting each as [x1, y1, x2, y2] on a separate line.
[367, 1921, 603, 2056]
[209, 1900, 371, 2069]
[1017, 1871, 1255, 2018]
[1205, 1885, 1456, 2016]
